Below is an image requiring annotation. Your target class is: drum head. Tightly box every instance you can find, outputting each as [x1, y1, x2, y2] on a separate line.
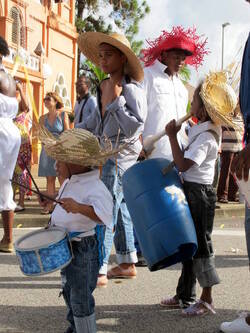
[15, 228, 67, 251]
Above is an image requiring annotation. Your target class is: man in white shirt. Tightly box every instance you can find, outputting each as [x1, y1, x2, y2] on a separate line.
[140, 26, 209, 307]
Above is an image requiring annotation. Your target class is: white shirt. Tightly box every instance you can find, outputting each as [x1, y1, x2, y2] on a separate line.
[182, 121, 221, 185]
[51, 169, 113, 233]
[142, 60, 188, 160]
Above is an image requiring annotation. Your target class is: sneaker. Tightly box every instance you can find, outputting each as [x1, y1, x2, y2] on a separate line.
[15, 205, 25, 212]
[0, 241, 13, 253]
[220, 316, 250, 333]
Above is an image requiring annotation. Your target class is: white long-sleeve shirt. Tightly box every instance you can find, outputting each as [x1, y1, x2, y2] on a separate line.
[142, 60, 188, 160]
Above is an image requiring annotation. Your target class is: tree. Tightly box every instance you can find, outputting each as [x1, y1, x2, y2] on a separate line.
[75, 0, 150, 74]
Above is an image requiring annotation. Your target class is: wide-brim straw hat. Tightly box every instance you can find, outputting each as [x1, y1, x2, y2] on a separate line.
[77, 32, 144, 82]
[200, 71, 239, 129]
[38, 126, 127, 167]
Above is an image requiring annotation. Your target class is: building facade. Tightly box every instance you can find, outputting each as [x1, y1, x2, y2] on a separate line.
[0, 0, 78, 162]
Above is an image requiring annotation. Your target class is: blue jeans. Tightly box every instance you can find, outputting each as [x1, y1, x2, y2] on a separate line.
[61, 235, 99, 332]
[99, 159, 137, 274]
[245, 203, 250, 263]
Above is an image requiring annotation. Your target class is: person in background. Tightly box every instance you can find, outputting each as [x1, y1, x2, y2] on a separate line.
[217, 104, 244, 203]
[13, 81, 32, 212]
[0, 71, 21, 253]
[220, 1, 250, 330]
[141, 26, 208, 308]
[0, 35, 9, 72]
[38, 92, 69, 214]
[74, 75, 97, 129]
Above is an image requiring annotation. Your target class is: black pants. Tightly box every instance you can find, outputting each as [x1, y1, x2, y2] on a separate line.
[176, 181, 218, 301]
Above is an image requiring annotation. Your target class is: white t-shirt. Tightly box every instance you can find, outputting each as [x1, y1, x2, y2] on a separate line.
[182, 121, 221, 185]
[142, 60, 189, 160]
[51, 169, 113, 233]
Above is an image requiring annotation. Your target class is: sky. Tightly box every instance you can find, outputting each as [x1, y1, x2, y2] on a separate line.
[137, 0, 250, 87]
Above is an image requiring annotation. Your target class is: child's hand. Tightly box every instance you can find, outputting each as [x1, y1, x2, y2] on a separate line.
[60, 198, 80, 214]
[165, 120, 181, 137]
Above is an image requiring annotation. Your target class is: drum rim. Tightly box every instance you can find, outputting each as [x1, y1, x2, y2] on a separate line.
[14, 226, 68, 251]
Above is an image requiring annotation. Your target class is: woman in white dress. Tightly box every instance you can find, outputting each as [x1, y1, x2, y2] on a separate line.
[0, 71, 21, 252]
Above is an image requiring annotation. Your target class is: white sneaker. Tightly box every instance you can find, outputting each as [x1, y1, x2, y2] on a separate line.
[220, 317, 250, 333]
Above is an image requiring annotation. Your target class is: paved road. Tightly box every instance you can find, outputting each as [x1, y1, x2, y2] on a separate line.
[0, 219, 249, 333]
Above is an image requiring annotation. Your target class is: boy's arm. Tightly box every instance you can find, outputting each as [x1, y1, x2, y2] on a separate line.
[165, 120, 194, 172]
[60, 198, 102, 224]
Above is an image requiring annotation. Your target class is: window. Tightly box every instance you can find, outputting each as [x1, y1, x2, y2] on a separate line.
[10, 7, 26, 48]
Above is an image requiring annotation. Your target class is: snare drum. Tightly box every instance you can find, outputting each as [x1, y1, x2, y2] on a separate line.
[15, 227, 72, 276]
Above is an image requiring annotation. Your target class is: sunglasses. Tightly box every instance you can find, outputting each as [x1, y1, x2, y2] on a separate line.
[44, 96, 52, 101]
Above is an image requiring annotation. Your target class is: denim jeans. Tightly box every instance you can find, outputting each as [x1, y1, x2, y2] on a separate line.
[61, 235, 99, 333]
[245, 203, 250, 263]
[99, 159, 137, 274]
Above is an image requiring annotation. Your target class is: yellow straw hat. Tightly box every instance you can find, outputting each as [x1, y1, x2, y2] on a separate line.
[38, 126, 127, 167]
[200, 71, 238, 129]
[77, 32, 144, 82]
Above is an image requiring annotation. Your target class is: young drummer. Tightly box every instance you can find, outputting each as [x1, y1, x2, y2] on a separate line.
[38, 128, 117, 333]
[165, 72, 237, 316]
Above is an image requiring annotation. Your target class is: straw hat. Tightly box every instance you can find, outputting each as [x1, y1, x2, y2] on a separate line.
[38, 126, 127, 167]
[200, 71, 238, 129]
[77, 32, 144, 82]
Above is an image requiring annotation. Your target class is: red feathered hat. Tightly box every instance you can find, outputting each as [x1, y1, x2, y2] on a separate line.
[141, 26, 209, 69]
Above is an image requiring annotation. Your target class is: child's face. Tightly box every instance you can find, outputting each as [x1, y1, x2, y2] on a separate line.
[190, 89, 207, 121]
[98, 43, 126, 75]
[55, 161, 70, 179]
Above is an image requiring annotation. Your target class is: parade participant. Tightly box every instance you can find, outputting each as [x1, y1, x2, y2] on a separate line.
[220, 4, 250, 329]
[13, 81, 32, 212]
[77, 32, 147, 287]
[0, 71, 21, 252]
[38, 127, 115, 333]
[74, 75, 97, 129]
[141, 26, 208, 307]
[165, 71, 238, 317]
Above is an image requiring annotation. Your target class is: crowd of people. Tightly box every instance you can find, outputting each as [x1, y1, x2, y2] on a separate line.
[0, 1, 250, 332]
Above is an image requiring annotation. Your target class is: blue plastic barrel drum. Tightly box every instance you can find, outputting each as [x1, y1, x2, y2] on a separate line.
[122, 158, 197, 272]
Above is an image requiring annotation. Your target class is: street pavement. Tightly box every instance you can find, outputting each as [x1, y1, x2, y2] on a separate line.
[0, 217, 249, 333]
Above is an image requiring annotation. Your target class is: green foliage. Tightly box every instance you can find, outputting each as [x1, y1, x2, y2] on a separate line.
[75, 0, 150, 64]
[80, 59, 108, 93]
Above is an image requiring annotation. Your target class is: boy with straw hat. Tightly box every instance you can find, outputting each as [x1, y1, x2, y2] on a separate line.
[141, 25, 209, 308]
[164, 71, 238, 317]
[38, 127, 118, 333]
[77, 31, 147, 286]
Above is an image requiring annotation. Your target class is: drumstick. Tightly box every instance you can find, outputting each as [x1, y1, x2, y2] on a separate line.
[10, 179, 62, 204]
[20, 156, 44, 202]
[143, 113, 192, 154]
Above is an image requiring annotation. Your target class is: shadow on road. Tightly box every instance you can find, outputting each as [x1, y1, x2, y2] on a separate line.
[0, 304, 247, 333]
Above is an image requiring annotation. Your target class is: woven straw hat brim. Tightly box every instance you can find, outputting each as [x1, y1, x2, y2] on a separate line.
[200, 76, 239, 130]
[77, 32, 144, 82]
[38, 126, 127, 167]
